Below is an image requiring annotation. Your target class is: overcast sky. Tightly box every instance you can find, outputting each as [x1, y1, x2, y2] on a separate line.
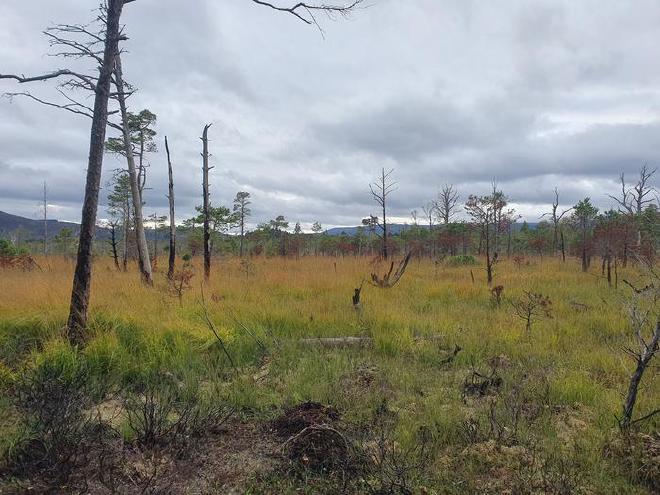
[1, 0, 659, 229]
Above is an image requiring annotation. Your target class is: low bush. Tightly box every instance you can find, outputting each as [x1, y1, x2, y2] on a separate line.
[445, 255, 479, 266]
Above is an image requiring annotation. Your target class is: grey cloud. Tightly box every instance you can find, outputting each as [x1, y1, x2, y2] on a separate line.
[0, 0, 659, 225]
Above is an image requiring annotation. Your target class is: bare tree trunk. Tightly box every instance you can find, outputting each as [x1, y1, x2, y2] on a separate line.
[202, 124, 212, 281]
[560, 229, 566, 263]
[122, 200, 129, 271]
[486, 226, 493, 285]
[382, 194, 388, 259]
[110, 223, 120, 270]
[43, 181, 48, 256]
[66, 0, 124, 345]
[165, 136, 176, 279]
[621, 321, 659, 429]
[581, 230, 588, 272]
[114, 53, 152, 285]
[239, 215, 245, 257]
[152, 213, 158, 262]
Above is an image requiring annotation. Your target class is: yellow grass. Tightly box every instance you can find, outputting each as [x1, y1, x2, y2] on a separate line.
[0, 255, 658, 492]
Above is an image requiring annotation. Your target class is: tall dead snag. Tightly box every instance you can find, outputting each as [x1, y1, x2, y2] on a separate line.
[67, 1, 125, 343]
[108, 220, 120, 270]
[113, 52, 152, 285]
[201, 124, 213, 281]
[435, 184, 460, 225]
[541, 187, 573, 258]
[608, 165, 657, 249]
[1, 0, 129, 344]
[370, 252, 412, 288]
[618, 264, 659, 430]
[370, 168, 397, 260]
[42, 181, 48, 257]
[66, 1, 125, 343]
[165, 136, 176, 280]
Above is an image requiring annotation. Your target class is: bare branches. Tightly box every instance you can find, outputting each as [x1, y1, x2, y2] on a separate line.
[540, 187, 573, 255]
[618, 258, 659, 429]
[0, 69, 91, 84]
[369, 168, 397, 208]
[370, 168, 396, 259]
[370, 252, 412, 288]
[3, 91, 94, 119]
[251, 0, 363, 26]
[608, 165, 657, 215]
[511, 291, 553, 332]
[435, 184, 459, 225]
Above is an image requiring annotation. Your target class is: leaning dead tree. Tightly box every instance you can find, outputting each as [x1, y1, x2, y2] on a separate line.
[201, 124, 213, 281]
[370, 168, 397, 260]
[618, 261, 659, 430]
[1, 0, 130, 344]
[370, 251, 412, 288]
[165, 136, 176, 280]
[112, 52, 152, 284]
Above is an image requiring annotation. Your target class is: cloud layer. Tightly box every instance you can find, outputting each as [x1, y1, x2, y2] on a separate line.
[1, 0, 659, 228]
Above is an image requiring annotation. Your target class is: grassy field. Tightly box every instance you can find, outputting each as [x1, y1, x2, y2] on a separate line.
[0, 255, 658, 493]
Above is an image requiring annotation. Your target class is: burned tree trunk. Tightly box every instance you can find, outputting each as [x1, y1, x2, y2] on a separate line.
[109, 221, 120, 270]
[165, 136, 176, 280]
[122, 197, 129, 271]
[66, 0, 125, 344]
[202, 124, 212, 281]
[621, 321, 659, 429]
[114, 53, 153, 285]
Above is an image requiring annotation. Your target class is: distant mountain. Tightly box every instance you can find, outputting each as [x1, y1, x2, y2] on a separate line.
[0, 210, 121, 241]
[0, 210, 84, 240]
[324, 222, 539, 237]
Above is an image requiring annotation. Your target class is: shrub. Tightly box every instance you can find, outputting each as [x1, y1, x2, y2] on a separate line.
[0, 238, 27, 257]
[9, 341, 93, 480]
[122, 370, 230, 450]
[445, 255, 478, 266]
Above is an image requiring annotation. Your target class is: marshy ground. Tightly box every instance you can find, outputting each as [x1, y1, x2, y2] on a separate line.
[0, 255, 658, 493]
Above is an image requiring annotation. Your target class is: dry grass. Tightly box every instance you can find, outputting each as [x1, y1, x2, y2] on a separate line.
[0, 254, 658, 493]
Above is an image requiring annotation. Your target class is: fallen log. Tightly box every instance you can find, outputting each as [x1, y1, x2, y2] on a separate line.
[299, 337, 372, 347]
[297, 335, 446, 348]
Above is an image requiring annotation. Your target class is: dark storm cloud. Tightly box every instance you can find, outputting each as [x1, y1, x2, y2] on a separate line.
[0, 0, 658, 227]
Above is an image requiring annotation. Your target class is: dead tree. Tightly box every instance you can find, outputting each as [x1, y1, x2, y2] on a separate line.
[0, 1, 129, 343]
[113, 52, 152, 284]
[541, 187, 573, 258]
[370, 168, 397, 260]
[41, 181, 48, 257]
[0, 1, 153, 342]
[201, 124, 213, 281]
[165, 136, 176, 280]
[370, 252, 412, 288]
[608, 165, 657, 249]
[608, 165, 657, 216]
[618, 264, 659, 430]
[435, 184, 460, 225]
[66, 1, 126, 344]
[511, 291, 553, 332]
[108, 220, 120, 270]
